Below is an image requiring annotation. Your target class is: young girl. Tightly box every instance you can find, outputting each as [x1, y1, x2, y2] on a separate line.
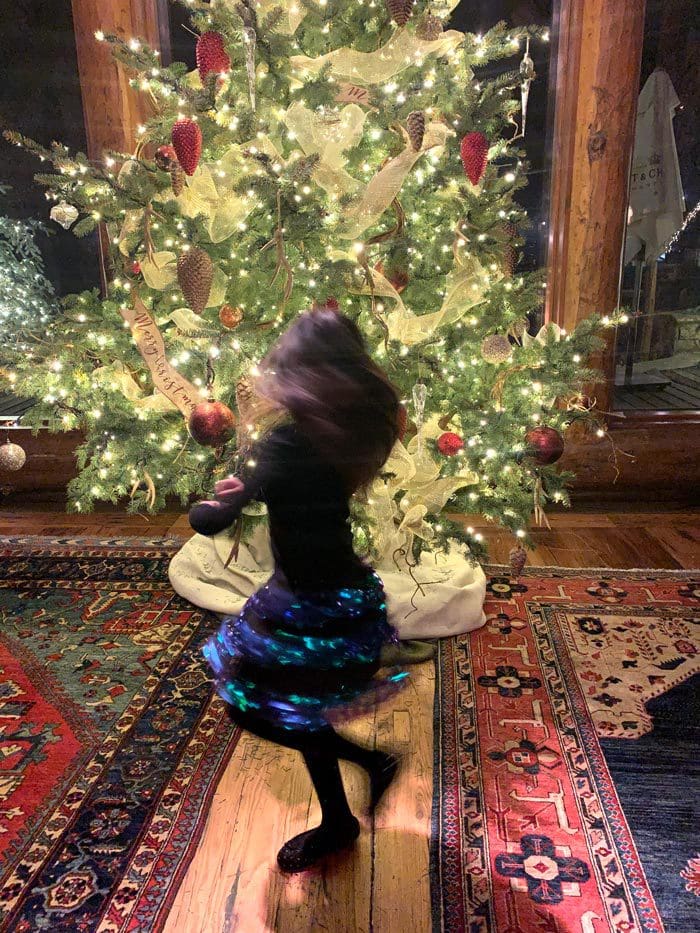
[189, 307, 408, 873]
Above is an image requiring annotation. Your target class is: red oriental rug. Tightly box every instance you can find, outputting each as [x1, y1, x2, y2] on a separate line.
[0, 537, 240, 933]
[431, 566, 700, 933]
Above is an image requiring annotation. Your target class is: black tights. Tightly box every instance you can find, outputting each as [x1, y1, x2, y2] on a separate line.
[228, 706, 383, 828]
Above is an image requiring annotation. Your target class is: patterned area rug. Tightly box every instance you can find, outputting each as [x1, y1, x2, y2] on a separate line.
[432, 567, 699, 933]
[0, 537, 239, 933]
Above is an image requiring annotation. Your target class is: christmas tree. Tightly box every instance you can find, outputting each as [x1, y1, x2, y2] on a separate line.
[0, 185, 56, 349]
[1, 0, 609, 564]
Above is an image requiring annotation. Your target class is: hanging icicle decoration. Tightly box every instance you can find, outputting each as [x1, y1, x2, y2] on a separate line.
[243, 26, 257, 111]
[533, 475, 551, 529]
[519, 37, 536, 137]
[412, 382, 427, 452]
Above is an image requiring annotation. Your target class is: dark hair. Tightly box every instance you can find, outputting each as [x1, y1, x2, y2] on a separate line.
[258, 308, 400, 492]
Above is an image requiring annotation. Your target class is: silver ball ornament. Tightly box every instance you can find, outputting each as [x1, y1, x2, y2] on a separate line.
[0, 440, 27, 471]
[481, 334, 512, 364]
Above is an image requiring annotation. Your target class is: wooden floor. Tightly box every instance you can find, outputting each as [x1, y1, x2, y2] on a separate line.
[2, 500, 699, 569]
[2, 503, 699, 932]
[614, 362, 700, 411]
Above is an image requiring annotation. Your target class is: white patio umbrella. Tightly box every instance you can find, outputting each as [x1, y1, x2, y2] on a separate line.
[625, 67, 685, 263]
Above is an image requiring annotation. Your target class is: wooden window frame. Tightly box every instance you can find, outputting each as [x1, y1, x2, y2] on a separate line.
[545, 0, 699, 501]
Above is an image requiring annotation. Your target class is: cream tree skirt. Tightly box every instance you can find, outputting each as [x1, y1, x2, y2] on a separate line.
[168, 526, 486, 640]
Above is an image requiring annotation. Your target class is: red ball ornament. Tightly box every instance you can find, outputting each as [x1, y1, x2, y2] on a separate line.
[460, 132, 489, 185]
[375, 261, 409, 294]
[219, 304, 243, 329]
[437, 432, 464, 456]
[155, 144, 178, 171]
[171, 119, 202, 176]
[525, 426, 565, 465]
[312, 296, 340, 311]
[188, 400, 236, 447]
[196, 31, 231, 83]
[130, 260, 141, 276]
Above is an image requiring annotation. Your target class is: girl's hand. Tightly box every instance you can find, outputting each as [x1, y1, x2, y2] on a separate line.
[214, 476, 245, 502]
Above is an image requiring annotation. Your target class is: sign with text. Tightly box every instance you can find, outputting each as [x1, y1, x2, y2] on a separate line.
[120, 296, 200, 416]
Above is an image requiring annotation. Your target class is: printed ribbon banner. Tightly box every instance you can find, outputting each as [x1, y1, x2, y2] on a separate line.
[120, 296, 200, 416]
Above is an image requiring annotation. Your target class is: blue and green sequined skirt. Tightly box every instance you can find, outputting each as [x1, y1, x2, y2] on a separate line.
[203, 568, 408, 731]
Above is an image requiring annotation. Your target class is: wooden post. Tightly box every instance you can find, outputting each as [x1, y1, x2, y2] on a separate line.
[71, 0, 169, 290]
[545, 0, 646, 407]
[70, 0, 169, 159]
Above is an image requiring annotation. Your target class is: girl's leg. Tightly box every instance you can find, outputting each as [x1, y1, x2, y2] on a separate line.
[322, 730, 399, 813]
[228, 708, 360, 871]
[275, 742, 361, 872]
[230, 707, 398, 813]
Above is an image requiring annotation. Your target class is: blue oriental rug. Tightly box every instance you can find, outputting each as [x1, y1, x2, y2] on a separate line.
[0, 537, 240, 933]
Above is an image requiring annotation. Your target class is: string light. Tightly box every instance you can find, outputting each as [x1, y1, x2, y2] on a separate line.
[659, 199, 700, 256]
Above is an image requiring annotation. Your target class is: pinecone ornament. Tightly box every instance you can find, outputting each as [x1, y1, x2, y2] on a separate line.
[481, 334, 512, 364]
[196, 31, 231, 83]
[171, 119, 202, 176]
[503, 220, 519, 275]
[386, 0, 414, 27]
[177, 247, 214, 315]
[236, 375, 257, 427]
[407, 111, 425, 151]
[416, 13, 443, 41]
[460, 132, 489, 185]
[509, 543, 527, 579]
[170, 164, 185, 196]
[236, 375, 255, 412]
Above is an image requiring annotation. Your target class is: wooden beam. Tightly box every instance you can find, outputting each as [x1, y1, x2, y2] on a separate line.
[70, 0, 169, 159]
[546, 0, 646, 337]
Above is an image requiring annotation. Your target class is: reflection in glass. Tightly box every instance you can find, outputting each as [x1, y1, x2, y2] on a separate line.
[616, 0, 699, 412]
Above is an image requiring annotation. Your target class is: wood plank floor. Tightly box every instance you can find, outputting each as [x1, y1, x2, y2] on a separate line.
[2, 501, 699, 569]
[1, 503, 699, 932]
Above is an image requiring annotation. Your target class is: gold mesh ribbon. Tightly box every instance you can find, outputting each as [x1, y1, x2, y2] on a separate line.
[339, 122, 454, 239]
[284, 102, 367, 197]
[365, 417, 477, 562]
[348, 252, 499, 345]
[291, 28, 464, 85]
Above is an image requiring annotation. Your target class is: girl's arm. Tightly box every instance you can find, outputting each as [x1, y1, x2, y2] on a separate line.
[188, 425, 290, 536]
[188, 475, 256, 536]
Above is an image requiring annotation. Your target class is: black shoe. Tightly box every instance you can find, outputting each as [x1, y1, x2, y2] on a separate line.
[277, 817, 361, 873]
[369, 753, 400, 813]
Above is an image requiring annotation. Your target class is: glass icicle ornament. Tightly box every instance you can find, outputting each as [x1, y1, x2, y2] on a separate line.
[412, 382, 427, 451]
[243, 27, 257, 112]
[519, 38, 536, 137]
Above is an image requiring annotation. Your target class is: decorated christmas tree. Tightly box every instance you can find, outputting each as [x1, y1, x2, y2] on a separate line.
[1, 0, 609, 567]
[0, 185, 56, 348]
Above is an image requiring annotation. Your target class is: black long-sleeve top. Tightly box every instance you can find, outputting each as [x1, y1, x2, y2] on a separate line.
[189, 423, 366, 591]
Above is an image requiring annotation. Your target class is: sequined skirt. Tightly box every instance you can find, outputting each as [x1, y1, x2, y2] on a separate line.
[203, 568, 408, 731]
